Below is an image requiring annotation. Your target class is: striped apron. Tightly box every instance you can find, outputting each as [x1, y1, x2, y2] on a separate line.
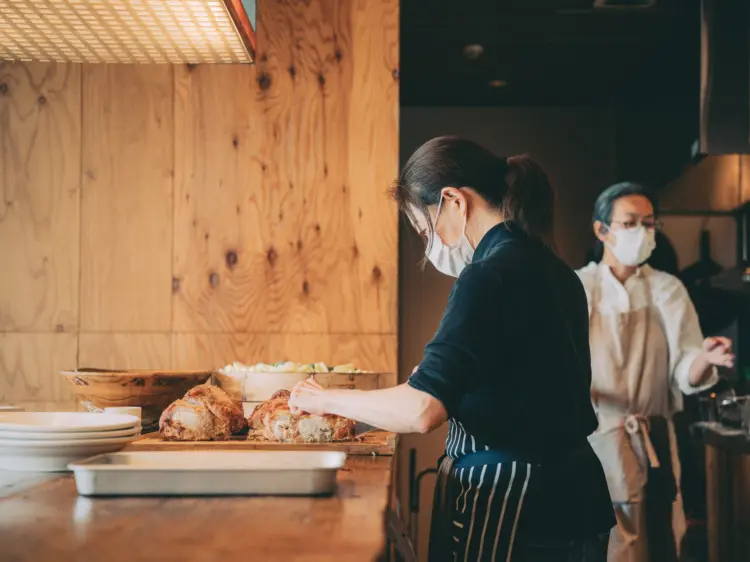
[429, 420, 609, 562]
[427, 420, 533, 562]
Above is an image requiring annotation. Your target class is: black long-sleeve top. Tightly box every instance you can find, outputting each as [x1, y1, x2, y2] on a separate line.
[408, 222, 614, 540]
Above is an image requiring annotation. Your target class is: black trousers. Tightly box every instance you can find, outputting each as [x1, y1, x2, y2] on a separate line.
[513, 535, 609, 562]
[644, 416, 678, 562]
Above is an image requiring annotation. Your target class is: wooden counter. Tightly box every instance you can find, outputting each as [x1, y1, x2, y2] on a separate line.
[699, 423, 750, 562]
[0, 456, 394, 562]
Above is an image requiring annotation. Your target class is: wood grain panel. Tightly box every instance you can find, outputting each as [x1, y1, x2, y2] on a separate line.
[661, 155, 741, 211]
[705, 443, 750, 562]
[172, 333, 397, 377]
[172, 63, 269, 333]
[346, 0, 399, 334]
[275, 0, 352, 334]
[0, 0, 399, 418]
[741, 155, 750, 204]
[173, 0, 398, 335]
[0, 333, 77, 405]
[78, 333, 171, 370]
[0, 62, 80, 332]
[80, 65, 173, 332]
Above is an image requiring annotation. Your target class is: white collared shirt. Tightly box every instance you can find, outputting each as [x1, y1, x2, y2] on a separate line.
[576, 262, 717, 416]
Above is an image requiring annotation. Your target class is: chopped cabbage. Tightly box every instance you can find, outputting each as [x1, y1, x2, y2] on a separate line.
[218, 361, 363, 375]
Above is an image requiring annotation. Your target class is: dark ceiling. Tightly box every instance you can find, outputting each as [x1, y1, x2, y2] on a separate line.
[400, 0, 701, 106]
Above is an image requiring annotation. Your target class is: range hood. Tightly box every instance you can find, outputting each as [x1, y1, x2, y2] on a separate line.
[699, 0, 750, 154]
[0, 0, 256, 64]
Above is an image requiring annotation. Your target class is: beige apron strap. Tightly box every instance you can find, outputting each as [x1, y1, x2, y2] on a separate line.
[624, 415, 660, 469]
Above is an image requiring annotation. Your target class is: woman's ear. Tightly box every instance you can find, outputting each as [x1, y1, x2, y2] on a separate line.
[593, 220, 608, 242]
[442, 187, 467, 215]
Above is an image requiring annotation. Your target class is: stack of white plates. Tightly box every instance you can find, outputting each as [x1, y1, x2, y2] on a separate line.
[0, 412, 141, 472]
[0, 405, 24, 413]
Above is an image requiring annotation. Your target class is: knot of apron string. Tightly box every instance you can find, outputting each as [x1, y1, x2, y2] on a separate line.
[623, 414, 660, 469]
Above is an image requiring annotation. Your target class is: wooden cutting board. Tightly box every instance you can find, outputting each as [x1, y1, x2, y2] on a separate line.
[127, 430, 397, 456]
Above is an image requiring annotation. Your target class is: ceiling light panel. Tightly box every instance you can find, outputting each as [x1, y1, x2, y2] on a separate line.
[0, 0, 255, 64]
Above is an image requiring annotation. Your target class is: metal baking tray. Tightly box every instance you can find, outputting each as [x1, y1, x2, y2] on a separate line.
[68, 450, 347, 497]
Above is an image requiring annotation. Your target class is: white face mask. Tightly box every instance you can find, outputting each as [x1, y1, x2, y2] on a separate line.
[425, 196, 475, 277]
[606, 225, 656, 266]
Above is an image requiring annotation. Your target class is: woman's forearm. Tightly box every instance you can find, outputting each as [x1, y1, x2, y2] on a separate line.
[321, 383, 447, 434]
[688, 354, 714, 387]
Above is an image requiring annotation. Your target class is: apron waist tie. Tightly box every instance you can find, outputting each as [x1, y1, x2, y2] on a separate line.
[623, 414, 660, 469]
[454, 438, 590, 468]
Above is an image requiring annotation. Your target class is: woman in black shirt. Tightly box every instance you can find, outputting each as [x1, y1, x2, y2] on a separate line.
[289, 137, 614, 561]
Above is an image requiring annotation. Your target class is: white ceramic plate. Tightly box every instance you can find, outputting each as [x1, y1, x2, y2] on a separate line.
[0, 412, 140, 433]
[0, 426, 140, 441]
[0, 406, 24, 413]
[0, 435, 137, 448]
[0, 436, 136, 472]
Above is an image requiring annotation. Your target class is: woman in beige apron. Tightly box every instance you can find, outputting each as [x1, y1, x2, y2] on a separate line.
[577, 182, 734, 562]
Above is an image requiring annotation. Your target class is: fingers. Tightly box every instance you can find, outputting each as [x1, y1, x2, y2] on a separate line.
[705, 338, 722, 352]
[720, 353, 735, 368]
[306, 376, 324, 390]
[707, 336, 733, 352]
[716, 337, 733, 352]
[301, 381, 323, 394]
[705, 337, 735, 369]
[709, 350, 735, 368]
[288, 380, 325, 416]
[288, 388, 307, 415]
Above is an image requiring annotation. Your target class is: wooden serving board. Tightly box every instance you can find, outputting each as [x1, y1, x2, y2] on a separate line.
[127, 430, 397, 456]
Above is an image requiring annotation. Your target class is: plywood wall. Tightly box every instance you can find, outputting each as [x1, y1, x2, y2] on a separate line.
[0, 0, 399, 412]
[660, 154, 750, 211]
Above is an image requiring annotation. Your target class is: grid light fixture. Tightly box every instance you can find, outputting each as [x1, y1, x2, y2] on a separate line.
[0, 0, 257, 64]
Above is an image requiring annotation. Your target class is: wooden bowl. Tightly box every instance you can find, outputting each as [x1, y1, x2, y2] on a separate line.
[61, 369, 213, 430]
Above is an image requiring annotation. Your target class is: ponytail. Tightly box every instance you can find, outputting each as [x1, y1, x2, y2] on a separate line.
[502, 155, 555, 245]
[393, 137, 556, 248]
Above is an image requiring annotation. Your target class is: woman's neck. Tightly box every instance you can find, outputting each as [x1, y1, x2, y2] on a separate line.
[467, 210, 504, 249]
[601, 251, 638, 284]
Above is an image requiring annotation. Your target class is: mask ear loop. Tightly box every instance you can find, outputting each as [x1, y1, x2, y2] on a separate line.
[433, 189, 470, 249]
[597, 222, 612, 252]
[424, 194, 445, 258]
[433, 195, 445, 228]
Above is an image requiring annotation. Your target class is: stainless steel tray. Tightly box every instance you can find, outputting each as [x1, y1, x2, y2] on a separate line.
[68, 450, 347, 497]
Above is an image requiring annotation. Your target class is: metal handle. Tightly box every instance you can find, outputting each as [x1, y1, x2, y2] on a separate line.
[407, 447, 438, 558]
[386, 507, 418, 562]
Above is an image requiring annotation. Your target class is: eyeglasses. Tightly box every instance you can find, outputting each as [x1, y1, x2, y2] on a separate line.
[609, 219, 662, 231]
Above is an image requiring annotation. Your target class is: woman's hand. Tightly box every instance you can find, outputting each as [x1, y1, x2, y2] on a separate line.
[702, 336, 735, 369]
[289, 377, 328, 416]
[689, 336, 735, 386]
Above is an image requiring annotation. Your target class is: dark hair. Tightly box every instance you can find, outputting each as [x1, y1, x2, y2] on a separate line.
[591, 181, 659, 261]
[392, 136, 555, 247]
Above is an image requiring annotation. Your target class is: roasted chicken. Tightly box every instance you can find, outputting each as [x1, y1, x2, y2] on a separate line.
[159, 384, 247, 441]
[249, 389, 355, 443]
